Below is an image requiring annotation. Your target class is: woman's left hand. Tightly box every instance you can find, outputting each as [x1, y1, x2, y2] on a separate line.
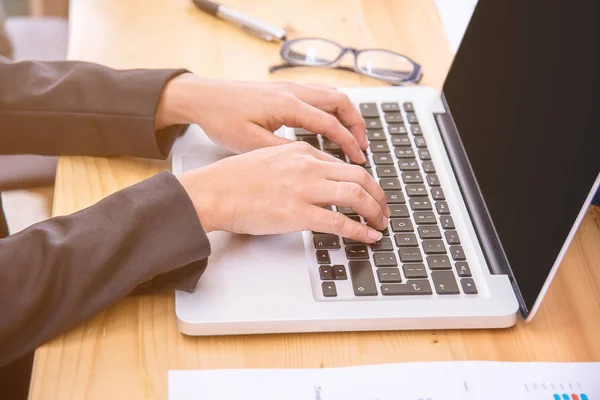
[155, 73, 368, 164]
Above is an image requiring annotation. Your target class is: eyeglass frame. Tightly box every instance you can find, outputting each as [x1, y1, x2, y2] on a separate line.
[269, 37, 423, 85]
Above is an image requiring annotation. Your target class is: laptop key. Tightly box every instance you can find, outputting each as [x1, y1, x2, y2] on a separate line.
[431, 187, 445, 200]
[319, 265, 334, 280]
[385, 113, 404, 123]
[365, 118, 383, 130]
[423, 240, 447, 254]
[394, 233, 419, 247]
[321, 281, 337, 297]
[401, 172, 423, 184]
[349, 261, 378, 296]
[455, 262, 471, 277]
[371, 237, 394, 252]
[391, 135, 411, 146]
[316, 250, 331, 264]
[380, 178, 401, 190]
[323, 139, 341, 151]
[381, 102, 400, 112]
[359, 103, 379, 117]
[313, 234, 341, 249]
[370, 141, 390, 153]
[414, 211, 437, 225]
[449, 245, 466, 261]
[411, 125, 423, 135]
[377, 268, 402, 283]
[445, 230, 460, 244]
[431, 271, 460, 295]
[398, 248, 423, 262]
[343, 237, 362, 245]
[403, 102, 415, 112]
[294, 128, 316, 136]
[394, 147, 415, 159]
[403, 263, 428, 279]
[418, 149, 431, 160]
[391, 218, 413, 232]
[409, 198, 432, 210]
[418, 226, 442, 239]
[376, 166, 397, 177]
[388, 124, 408, 135]
[426, 255, 451, 270]
[381, 280, 432, 295]
[327, 149, 346, 161]
[398, 160, 419, 171]
[426, 174, 440, 187]
[385, 191, 405, 204]
[406, 184, 428, 197]
[337, 206, 356, 215]
[435, 201, 450, 215]
[373, 153, 394, 165]
[333, 265, 348, 280]
[298, 136, 320, 148]
[440, 215, 455, 229]
[406, 112, 419, 124]
[346, 245, 370, 260]
[461, 278, 478, 294]
[422, 161, 436, 173]
[374, 252, 398, 267]
[367, 130, 386, 141]
[414, 137, 427, 148]
[389, 205, 410, 219]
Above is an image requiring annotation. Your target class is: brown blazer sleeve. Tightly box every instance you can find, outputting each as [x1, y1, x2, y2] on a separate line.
[0, 171, 211, 367]
[0, 58, 212, 366]
[0, 56, 188, 158]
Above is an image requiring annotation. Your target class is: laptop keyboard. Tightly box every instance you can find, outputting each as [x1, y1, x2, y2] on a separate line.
[296, 101, 478, 300]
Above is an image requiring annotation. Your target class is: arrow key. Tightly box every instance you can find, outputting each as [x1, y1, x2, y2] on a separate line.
[431, 271, 460, 295]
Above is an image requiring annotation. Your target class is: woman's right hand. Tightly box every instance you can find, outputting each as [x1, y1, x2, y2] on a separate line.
[177, 141, 390, 243]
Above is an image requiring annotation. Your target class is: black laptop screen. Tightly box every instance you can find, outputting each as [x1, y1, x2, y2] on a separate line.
[443, 0, 600, 313]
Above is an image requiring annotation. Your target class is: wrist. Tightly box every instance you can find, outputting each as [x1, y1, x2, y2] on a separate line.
[155, 73, 200, 130]
[177, 170, 218, 234]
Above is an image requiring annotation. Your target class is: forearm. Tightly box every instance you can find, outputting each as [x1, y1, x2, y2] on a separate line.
[0, 57, 188, 158]
[0, 172, 210, 367]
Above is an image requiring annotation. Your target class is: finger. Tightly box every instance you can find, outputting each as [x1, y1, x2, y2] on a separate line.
[287, 84, 368, 150]
[283, 97, 366, 164]
[291, 140, 346, 164]
[320, 162, 390, 218]
[305, 206, 383, 243]
[311, 180, 388, 231]
[243, 124, 295, 150]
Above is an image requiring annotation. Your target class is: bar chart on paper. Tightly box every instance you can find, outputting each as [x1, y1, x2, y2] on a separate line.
[169, 362, 600, 400]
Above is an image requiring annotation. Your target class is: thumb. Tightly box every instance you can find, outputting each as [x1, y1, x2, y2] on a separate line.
[244, 124, 295, 150]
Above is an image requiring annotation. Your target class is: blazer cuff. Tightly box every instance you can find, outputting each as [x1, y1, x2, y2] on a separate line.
[131, 171, 211, 293]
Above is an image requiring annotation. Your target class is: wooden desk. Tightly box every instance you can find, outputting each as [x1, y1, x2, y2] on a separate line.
[30, 0, 600, 399]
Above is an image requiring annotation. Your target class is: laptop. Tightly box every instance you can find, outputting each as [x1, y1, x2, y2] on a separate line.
[171, 0, 600, 334]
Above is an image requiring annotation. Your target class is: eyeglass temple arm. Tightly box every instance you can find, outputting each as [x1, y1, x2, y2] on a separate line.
[269, 63, 422, 83]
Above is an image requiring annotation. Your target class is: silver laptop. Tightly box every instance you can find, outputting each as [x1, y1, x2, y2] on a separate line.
[171, 0, 600, 334]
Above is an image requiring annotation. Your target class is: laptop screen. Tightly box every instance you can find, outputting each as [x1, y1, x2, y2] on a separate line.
[443, 0, 600, 314]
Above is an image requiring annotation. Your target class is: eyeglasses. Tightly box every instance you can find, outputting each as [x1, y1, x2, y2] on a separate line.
[269, 38, 423, 85]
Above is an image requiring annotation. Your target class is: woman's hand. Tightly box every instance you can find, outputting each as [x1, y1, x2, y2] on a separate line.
[155, 73, 368, 164]
[177, 142, 390, 243]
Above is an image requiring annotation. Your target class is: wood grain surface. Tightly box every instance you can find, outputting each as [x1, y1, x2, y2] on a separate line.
[29, 1, 600, 399]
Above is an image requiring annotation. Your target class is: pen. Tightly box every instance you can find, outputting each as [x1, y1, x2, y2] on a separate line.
[192, 0, 287, 42]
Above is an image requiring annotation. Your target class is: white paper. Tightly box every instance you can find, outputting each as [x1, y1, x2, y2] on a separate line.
[169, 361, 600, 400]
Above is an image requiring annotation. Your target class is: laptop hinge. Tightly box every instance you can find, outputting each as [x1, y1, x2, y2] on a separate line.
[433, 94, 512, 278]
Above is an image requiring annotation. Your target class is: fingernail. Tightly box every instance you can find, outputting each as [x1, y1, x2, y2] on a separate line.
[360, 152, 367, 163]
[386, 206, 391, 218]
[368, 229, 383, 242]
[381, 215, 388, 227]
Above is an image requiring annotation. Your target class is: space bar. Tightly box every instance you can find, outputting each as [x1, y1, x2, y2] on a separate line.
[349, 261, 378, 296]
